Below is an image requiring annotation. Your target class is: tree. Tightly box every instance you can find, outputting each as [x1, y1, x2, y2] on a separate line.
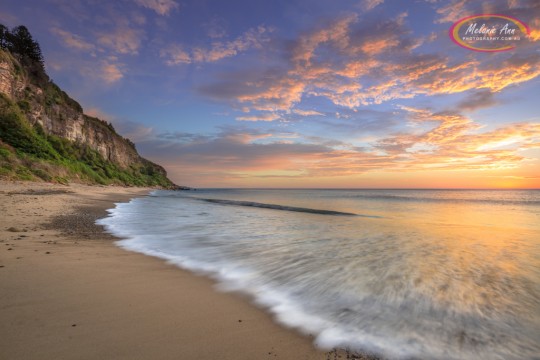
[7, 25, 44, 67]
[0, 24, 8, 49]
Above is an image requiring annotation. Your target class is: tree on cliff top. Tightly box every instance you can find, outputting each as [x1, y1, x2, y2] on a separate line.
[0, 23, 44, 69]
[0, 24, 9, 49]
[1, 23, 48, 86]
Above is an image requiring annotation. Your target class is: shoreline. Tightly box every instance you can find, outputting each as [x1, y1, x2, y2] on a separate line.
[0, 181, 373, 360]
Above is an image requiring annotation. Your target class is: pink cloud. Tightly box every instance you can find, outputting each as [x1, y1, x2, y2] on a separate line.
[100, 62, 123, 84]
[97, 25, 142, 55]
[160, 44, 191, 65]
[360, 0, 384, 11]
[51, 27, 95, 52]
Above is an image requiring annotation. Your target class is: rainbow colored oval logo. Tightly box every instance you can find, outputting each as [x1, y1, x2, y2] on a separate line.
[449, 14, 530, 52]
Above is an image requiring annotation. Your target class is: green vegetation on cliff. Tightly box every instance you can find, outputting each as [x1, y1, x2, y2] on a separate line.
[0, 93, 173, 187]
[0, 24, 176, 188]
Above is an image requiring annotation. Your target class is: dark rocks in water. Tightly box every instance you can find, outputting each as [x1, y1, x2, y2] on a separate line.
[172, 185, 196, 191]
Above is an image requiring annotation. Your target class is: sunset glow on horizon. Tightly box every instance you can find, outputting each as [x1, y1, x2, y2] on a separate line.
[3, 0, 539, 188]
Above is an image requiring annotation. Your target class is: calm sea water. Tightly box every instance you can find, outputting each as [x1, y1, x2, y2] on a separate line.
[98, 189, 540, 359]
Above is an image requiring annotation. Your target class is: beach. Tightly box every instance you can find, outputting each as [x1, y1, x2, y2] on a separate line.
[0, 181, 359, 360]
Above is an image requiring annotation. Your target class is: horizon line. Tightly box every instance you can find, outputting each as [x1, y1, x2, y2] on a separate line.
[179, 187, 540, 191]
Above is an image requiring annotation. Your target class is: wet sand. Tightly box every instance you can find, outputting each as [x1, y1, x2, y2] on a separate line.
[0, 181, 373, 360]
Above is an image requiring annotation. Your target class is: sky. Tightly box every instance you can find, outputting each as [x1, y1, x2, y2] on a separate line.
[1, 0, 539, 188]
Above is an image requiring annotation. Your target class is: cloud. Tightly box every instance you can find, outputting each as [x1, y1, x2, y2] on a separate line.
[237, 113, 281, 122]
[291, 14, 357, 66]
[131, 12, 147, 25]
[160, 44, 191, 65]
[139, 127, 331, 175]
[292, 109, 324, 116]
[97, 24, 142, 55]
[407, 54, 540, 94]
[51, 27, 95, 52]
[203, 17, 228, 39]
[134, 0, 179, 16]
[457, 90, 499, 111]
[360, 0, 384, 11]
[100, 61, 124, 84]
[372, 107, 540, 172]
[0, 10, 20, 27]
[133, 105, 540, 186]
[236, 77, 306, 111]
[198, 10, 540, 117]
[162, 26, 273, 65]
[435, 0, 470, 24]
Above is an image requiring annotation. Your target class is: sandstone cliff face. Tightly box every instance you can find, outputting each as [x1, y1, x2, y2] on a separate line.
[0, 51, 158, 171]
[0, 57, 25, 98]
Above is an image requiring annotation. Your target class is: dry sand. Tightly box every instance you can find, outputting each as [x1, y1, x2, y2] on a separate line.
[0, 181, 373, 360]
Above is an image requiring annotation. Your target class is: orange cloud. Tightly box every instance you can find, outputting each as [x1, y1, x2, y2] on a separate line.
[529, 18, 540, 41]
[292, 15, 357, 66]
[410, 55, 540, 94]
[202, 7, 540, 117]
[197, 12, 527, 115]
[236, 77, 306, 111]
[360, 37, 399, 55]
[140, 106, 540, 188]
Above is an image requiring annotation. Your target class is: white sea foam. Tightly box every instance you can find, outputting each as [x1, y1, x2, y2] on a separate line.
[98, 189, 540, 359]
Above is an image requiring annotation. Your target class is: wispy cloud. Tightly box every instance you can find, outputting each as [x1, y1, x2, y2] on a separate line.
[76, 57, 124, 85]
[203, 17, 228, 39]
[134, 0, 179, 16]
[360, 0, 384, 11]
[51, 27, 95, 52]
[236, 113, 281, 122]
[97, 24, 143, 55]
[161, 26, 273, 64]
[160, 44, 191, 65]
[457, 90, 499, 111]
[435, 0, 469, 23]
[0, 10, 20, 27]
[293, 109, 324, 116]
[99, 61, 124, 84]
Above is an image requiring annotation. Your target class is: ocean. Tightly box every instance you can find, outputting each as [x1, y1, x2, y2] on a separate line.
[97, 189, 540, 359]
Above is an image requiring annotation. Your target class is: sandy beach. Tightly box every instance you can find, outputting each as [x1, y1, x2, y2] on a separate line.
[0, 181, 370, 360]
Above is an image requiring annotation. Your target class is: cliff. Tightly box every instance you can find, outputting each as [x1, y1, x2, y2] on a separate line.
[0, 44, 176, 188]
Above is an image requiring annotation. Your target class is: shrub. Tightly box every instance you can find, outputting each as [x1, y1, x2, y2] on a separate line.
[31, 167, 52, 181]
[17, 100, 30, 111]
[0, 148, 12, 159]
[0, 95, 58, 160]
